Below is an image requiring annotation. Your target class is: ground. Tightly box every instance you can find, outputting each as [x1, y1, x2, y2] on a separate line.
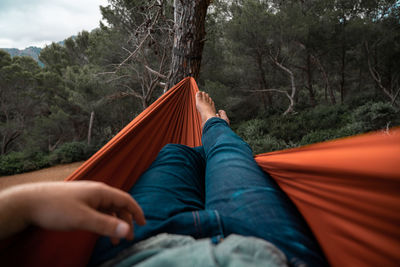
[0, 162, 83, 191]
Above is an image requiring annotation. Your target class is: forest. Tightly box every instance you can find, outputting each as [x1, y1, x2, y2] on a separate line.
[0, 0, 399, 175]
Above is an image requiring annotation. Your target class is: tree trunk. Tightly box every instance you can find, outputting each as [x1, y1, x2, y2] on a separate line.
[1, 131, 21, 155]
[365, 41, 399, 106]
[339, 19, 346, 104]
[271, 60, 296, 115]
[256, 52, 272, 108]
[167, 0, 210, 89]
[87, 111, 95, 146]
[340, 44, 346, 104]
[306, 53, 316, 106]
[314, 55, 335, 104]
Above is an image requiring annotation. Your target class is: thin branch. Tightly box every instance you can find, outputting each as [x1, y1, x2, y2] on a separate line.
[105, 75, 132, 83]
[391, 88, 400, 106]
[250, 89, 288, 95]
[117, 32, 150, 69]
[365, 41, 393, 100]
[250, 89, 294, 115]
[145, 65, 167, 79]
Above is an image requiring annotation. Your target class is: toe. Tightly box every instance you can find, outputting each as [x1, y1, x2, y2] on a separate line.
[218, 110, 230, 124]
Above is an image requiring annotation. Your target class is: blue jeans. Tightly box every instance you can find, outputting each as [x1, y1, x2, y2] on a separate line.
[90, 118, 327, 266]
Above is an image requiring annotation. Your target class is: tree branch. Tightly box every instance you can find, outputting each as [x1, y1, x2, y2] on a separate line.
[365, 41, 394, 102]
[145, 65, 167, 79]
[250, 89, 294, 115]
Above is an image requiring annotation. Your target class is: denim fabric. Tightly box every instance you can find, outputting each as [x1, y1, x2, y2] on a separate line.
[90, 118, 327, 266]
[100, 234, 287, 267]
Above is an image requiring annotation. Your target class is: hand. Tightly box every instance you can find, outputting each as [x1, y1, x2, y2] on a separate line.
[0, 181, 146, 241]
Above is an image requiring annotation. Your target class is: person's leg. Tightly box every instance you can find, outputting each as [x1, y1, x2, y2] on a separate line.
[90, 144, 222, 265]
[196, 92, 327, 266]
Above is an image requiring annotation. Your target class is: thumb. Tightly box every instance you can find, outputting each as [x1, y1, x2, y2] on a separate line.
[81, 209, 130, 238]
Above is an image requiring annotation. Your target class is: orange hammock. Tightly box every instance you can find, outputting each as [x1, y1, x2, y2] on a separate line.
[1, 77, 399, 266]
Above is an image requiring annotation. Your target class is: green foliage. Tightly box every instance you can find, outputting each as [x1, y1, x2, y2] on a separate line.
[299, 126, 361, 146]
[50, 142, 90, 164]
[0, 142, 96, 175]
[234, 101, 399, 154]
[0, 50, 12, 68]
[203, 80, 231, 111]
[247, 135, 288, 155]
[352, 102, 399, 131]
[235, 119, 288, 154]
[0, 151, 50, 176]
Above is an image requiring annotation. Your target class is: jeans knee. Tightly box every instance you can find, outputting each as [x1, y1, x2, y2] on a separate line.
[213, 138, 254, 156]
[158, 144, 205, 165]
[160, 143, 187, 154]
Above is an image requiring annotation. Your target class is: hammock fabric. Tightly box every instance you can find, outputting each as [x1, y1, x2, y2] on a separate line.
[1, 77, 399, 267]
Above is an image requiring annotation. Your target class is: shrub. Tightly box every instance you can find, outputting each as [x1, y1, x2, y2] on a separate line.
[235, 119, 268, 140]
[298, 104, 350, 131]
[0, 151, 50, 176]
[51, 142, 89, 164]
[0, 142, 97, 176]
[299, 122, 367, 146]
[352, 102, 399, 131]
[235, 119, 288, 154]
[0, 152, 25, 175]
[247, 135, 288, 155]
[266, 114, 306, 143]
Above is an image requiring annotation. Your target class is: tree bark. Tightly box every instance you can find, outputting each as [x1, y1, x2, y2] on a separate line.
[87, 111, 95, 146]
[273, 61, 296, 115]
[256, 52, 272, 108]
[339, 19, 347, 104]
[313, 55, 336, 104]
[365, 41, 399, 106]
[306, 53, 316, 106]
[1, 131, 20, 155]
[340, 43, 346, 104]
[167, 0, 210, 89]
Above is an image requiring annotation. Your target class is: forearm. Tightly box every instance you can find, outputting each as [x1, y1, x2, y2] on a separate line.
[0, 181, 145, 241]
[0, 186, 31, 240]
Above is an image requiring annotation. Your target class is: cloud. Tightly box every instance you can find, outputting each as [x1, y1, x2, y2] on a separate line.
[0, 0, 108, 49]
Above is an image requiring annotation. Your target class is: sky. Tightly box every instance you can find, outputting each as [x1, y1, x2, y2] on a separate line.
[0, 0, 108, 49]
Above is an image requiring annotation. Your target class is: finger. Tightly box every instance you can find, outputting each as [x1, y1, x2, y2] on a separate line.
[90, 184, 146, 226]
[119, 210, 134, 240]
[110, 212, 120, 245]
[80, 207, 130, 239]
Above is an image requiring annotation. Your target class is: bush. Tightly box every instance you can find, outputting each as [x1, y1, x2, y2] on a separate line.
[51, 142, 90, 164]
[246, 135, 288, 155]
[266, 114, 306, 143]
[0, 152, 25, 175]
[352, 102, 399, 131]
[299, 104, 350, 131]
[0, 151, 50, 176]
[299, 126, 359, 146]
[235, 119, 288, 154]
[235, 119, 268, 140]
[0, 141, 95, 176]
[234, 102, 382, 149]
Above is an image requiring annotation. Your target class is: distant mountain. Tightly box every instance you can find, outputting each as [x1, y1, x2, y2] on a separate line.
[1, 46, 44, 67]
[1, 39, 69, 68]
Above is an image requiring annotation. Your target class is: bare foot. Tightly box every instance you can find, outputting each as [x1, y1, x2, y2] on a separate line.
[218, 110, 230, 125]
[196, 91, 230, 126]
[196, 91, 217, 126]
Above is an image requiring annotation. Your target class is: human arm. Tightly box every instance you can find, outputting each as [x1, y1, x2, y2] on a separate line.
[0, 181, 146, 241]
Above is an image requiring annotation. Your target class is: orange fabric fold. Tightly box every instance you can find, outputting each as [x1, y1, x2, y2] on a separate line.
[255, 129, 400, 266]
[0, 78, 399, 267]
